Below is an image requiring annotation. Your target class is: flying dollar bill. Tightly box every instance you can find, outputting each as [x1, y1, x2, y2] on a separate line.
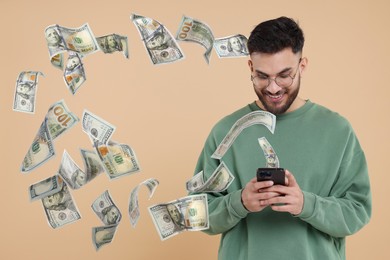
[44, 23, 99, 69]
[258, 137, 280, 168]
[63, 52, 86, 95]
[176, 15, 214, 64]
[129, 178, 159, 227]
[21, 100, 79, 173]
[80, 148, 105, 181]
[211, 111, 276, 159]
[214, 34, 249, 58]
[92, 224, 118, 251]
[21, 118, 55, 173]
[148, 194, 209, 240]
[58, 149, 101, 190]
[13, 71, 45, 114]
[82, 110, 116, 145]
[186, 161, 234, 192]
[131, 13, 184, 65]
[29, 175, 63, 201]
[41, 181, 81, 229]
[95, 140, 141, 180]
[96, 33, 129, 59]
[91, 190, 122, 226]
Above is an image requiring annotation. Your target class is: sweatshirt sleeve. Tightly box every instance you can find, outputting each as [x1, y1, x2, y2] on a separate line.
[190, 129, 249, 235]
[296, 131, 372, 238]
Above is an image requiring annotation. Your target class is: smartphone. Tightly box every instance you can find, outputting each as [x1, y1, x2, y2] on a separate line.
[256, 168, 286, 185]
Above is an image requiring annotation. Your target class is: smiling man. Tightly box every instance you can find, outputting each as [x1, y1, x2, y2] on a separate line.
[192, 17, 371, 260]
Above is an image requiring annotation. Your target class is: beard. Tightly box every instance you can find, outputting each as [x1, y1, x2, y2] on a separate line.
[254, 77, 300, 115]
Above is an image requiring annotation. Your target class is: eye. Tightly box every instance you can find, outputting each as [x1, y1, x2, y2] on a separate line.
[278, 74, 290, 79]
[257, 74, 268, 80]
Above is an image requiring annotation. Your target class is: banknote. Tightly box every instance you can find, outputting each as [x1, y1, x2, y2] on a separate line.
[80, 148, 105, 181]
[58, 150, 90, 190]
[129, 178, 159, 227]
[45, 99, 79, 140]
[131, 13, 184, 64]
[214, 34, 249, 58]
[91, 190, 122, 225]
[82, 110, 116, 145]
[186, 161, 234, 192]
[63, 52, 86, 95]
[13, 71, 45, 114]
[29, 175, 63, 201]
[96, 141, 140, 180]
[211, 111, 276, 159]
[21, 118, 55, 173]
[258, 137, 280, 168]
[96, 33, 129, 59]
[92, 224, 118, 251]
[41, 181, 81, 229]
[44, 23, 99, 69]
[176, 15, 214, 64]
[148, 194, 209, 240]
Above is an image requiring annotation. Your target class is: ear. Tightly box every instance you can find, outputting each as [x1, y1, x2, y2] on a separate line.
[248, 59, 253, 72]
[299, 57, 308, 75]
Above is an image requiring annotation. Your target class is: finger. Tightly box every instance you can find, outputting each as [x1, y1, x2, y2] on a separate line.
[285, 170, 298, 187]
[254, 181, 274, 191]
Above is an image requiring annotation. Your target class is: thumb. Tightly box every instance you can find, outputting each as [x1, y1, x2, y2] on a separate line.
[285, 170, 298, 187]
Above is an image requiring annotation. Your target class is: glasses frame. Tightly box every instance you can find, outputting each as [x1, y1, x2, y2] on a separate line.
[251, 58, 302, 88]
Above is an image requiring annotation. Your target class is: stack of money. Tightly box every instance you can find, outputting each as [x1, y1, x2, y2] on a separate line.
[29, 175, 81, 228]
[21, 100, 79, 173]
[91, 190, 121, 250]
[131, 14, 184, 65]
[148, 194, 209, 240]
[13, 71, 45, 114]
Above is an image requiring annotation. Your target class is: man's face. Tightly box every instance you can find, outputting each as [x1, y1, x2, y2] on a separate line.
[42, 192, 62, 208]
[167, 204, 181, 223]
[17, 83, 31, 94]
[248, 48, 306, 115]
[45, 28, 60, 45]
[107, 36, 116, 48]
[147, 34, 164, 49]
[106, 207, 119, 224]
[66, 57, 80, 70]
[230, 37, 242, 51]
[75, 170, 87, 186]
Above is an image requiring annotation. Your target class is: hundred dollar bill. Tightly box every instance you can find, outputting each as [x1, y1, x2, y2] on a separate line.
[148, 194, 209, 240]
[186, 161, 234, 192]
[129, 178, 159, 227]
[21, 118, 55, 173]
[63, 52, 86, 95]
[176, 15, 214, 64]
[41, 181, 81, 229]
[96, 33, 129, 59]
[80, 148, 105, 181]
[258, 137, 280, 168]
[29, 175, 63, 201]
[211, 111, 276, 159]
[58, 149, 97, 190]
[96, 141, 140, 180]
[131, 13, 184, 65]
[214, 34, 249, 58]
[13, 71, 45, 114]
[91, 190, 122, 225]
[44, 23, 99, 69]
[46, 99, 79, 140]
[82, 110, 116, 145]
[92, 224, 118, 251]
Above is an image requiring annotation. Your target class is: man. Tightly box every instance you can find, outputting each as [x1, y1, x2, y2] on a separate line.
[192, 17, 371, 260]
[227, 35, 248, 56]
[167, 203, 185, 228]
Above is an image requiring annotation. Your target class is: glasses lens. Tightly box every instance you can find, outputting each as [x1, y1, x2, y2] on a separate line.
[275, 76, 293, 87]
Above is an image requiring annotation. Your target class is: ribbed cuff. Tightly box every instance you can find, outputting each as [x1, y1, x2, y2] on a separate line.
[231, 189, 250, 218]
[296, 191, 316, 219]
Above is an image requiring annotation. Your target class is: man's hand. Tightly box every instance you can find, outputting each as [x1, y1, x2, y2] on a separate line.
[241, 177, 280, 212]
[259, 170, 304, 215]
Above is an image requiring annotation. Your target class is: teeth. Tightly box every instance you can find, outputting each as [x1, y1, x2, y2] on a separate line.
[267, 94, 283, 99]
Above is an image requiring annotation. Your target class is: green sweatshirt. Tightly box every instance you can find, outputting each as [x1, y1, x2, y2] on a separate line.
[193, 101, 371, 260]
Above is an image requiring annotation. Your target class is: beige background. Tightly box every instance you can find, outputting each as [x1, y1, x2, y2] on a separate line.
[1, 0, 389, 259]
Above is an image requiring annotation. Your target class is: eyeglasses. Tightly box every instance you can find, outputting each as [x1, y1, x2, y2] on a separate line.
[251, 58, 302, 88]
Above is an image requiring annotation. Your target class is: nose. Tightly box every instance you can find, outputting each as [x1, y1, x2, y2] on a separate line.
[266, 78, 282, 94]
